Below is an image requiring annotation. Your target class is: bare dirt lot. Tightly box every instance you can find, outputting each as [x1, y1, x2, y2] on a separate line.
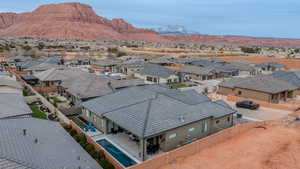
[160, 119, 300, 169]
[221, 56, 300, 70]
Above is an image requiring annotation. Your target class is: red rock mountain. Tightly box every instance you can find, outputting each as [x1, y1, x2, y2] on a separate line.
[1, 2, 300, 47]
[0, 3, 165, 41]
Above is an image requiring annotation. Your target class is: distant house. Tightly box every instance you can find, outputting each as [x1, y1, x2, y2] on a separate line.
[0, 118, 102, 169]
[60, 74, 145, 105]
[218, 75, 298, 103]
[81, 85, 236, 161]
[269, 71, 300, 96]
[34, 67, 88, 87]
[134, 64, 180, 84]
[179, 65, 217, 81]
[118, 59, 146, 75]
[149, 56, 176, 66]
[226, 60, 261, 76]
[92, 59, 122, 73]
[0, 73, 33, 119]
[258, 62, 286, 72]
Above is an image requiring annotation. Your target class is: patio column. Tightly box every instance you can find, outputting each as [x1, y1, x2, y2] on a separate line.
[139, 138, 146, 161]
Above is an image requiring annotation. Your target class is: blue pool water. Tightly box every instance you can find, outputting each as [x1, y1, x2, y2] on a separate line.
[97, 139, 137, 167]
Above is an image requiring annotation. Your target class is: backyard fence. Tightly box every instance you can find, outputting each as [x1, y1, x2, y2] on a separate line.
[128, 121, 265, 169]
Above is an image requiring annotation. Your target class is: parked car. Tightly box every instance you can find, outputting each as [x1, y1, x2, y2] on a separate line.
[236, 101, 260, 110]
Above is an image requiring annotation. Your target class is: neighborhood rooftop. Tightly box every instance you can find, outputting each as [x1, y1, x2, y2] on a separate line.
[136, 64, 177, 78]
[0, 118, 102, 169]
[220, 75, 298, 94]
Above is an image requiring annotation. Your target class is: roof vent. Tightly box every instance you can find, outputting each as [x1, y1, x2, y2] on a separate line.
[77, 156, 81, 161]
[179, 115, 185, 122]
[23, 129, 27, 136]
[34, 138, 38, 144]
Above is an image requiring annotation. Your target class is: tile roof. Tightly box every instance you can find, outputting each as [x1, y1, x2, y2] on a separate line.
[220, 75, 298, 94]
[135, 64, 177, 78]
[269, 71, 300, 88]
[0, 118, 102, 169]
[0, 93, 32, 119]
[61, 74, 145, 100]
[34, 67, 88, 82]
[83, 85, 235, 138]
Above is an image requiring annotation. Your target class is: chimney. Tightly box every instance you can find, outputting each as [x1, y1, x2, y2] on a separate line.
[23, 129, 27, 136]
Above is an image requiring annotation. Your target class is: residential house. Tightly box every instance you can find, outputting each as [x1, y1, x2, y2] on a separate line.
[269, 71, 300, 96]
[0, 118, 102, 169]
[0, 73, 33, 119]
[179, 65, 217, 81]
[92, 59, 122, 73]
[118, 59, 146, 75]
[218, 75, 298, 103]
[134, 64, 180, 84]
[258, 62, 286, 72]
[60, 74, 145, 105]
[34, 67, 88, 87]
[81, 85, 236, 161]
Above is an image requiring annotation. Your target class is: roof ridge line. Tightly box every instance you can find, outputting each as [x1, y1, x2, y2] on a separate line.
[142, 93, 157, 137]
[102, 97, 155, 115]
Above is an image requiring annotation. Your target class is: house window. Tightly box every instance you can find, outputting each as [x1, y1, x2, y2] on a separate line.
[153, 77, 158, 83]
[188, 127, 195, 132]
[85, 109, 91, 117]
[93, 115, 97, 122]
[99, 119, 104, 128]
[216, 120, 220, 124]
[238, 91, 242, 95]
[202, 121, 208, 133]
[167, 79, 172, 83]
[146, 76, 153, 82]
[168, 133, 177, 139]
[227, 116, 231, 122]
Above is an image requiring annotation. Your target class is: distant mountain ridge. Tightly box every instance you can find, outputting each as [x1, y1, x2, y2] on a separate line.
[1, 2, 300, 47]
[152, 25, 198, 35]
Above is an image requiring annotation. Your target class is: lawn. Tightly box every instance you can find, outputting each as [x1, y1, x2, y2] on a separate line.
[30, 105, 48, 120]
[69, 116, 87, 128]
[50, 96, 65, 103]
[169, 83, 187, 89]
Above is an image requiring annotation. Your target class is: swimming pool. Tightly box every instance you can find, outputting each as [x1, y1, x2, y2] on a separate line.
[97, 139, 137, 167]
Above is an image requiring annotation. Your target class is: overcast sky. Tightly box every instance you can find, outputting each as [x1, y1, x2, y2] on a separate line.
[1, 0, 300, 38]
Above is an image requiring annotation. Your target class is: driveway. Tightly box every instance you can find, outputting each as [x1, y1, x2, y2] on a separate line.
[227, 101, 292, 121]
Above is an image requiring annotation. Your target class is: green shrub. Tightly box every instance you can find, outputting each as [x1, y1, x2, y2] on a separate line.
[64, 125, 72, 132]
[79, 140, 89, 148]
[78, 133, 87, 143]
[85, 144, 94, 154]
[96, 150, 105, 160]
[99, 158, 115, 169]
[70, 129, 77, 137]
[74, 135, 81, 142]
[90, 149, 98, 158]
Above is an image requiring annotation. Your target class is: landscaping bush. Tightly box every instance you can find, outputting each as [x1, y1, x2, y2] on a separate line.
[90, 149, 98, 159]
[74, 135, 81, 142]
[78, 133, 87, 143]
[99, 158, 115, 169]
[70, 129, 77, 137]
[96, 150, 105, 160]
[85, 144, 95, 154]
[64, 125, 72, 132]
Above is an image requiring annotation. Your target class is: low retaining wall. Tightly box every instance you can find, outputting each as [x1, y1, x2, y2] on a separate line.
[129, 122, 264, 169]
[34, 87, 58, 94]
[69, 121, 125, 169]
[227, 94, 298, 111]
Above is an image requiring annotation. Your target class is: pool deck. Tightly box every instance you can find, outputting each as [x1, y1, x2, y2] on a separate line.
[93, 134, 142, 164]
